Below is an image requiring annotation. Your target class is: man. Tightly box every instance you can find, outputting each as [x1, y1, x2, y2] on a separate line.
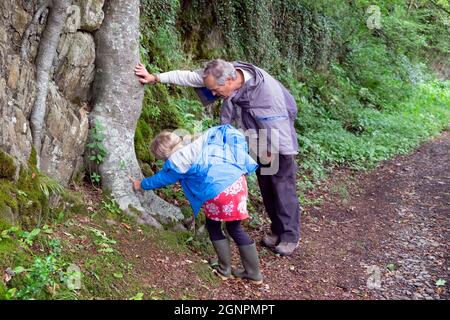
[134, 59, 301, 256]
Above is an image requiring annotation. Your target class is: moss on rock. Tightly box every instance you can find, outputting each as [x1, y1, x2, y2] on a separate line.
[0, 180, 19, 225]
[0, 150, 16, 180]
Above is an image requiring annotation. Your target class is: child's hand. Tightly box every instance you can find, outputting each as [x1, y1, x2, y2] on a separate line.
[129, 176, 142, 192]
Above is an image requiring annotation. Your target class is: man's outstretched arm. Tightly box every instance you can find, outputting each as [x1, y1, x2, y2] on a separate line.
[134, 62, 203, 87]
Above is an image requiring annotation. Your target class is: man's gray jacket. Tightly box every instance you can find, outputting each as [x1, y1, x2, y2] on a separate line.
[221, 61, 298, 155]
[158, 61, 299, 155]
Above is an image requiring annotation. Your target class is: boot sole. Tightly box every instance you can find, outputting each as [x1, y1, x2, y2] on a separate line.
[213, 269, 234, 281]
[234, 277, 263, 285]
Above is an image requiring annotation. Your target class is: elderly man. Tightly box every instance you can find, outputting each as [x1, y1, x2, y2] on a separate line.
[135, 59, 301, 256]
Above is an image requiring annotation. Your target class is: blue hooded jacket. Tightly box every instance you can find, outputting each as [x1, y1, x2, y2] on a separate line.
[140, 125, 258, 216]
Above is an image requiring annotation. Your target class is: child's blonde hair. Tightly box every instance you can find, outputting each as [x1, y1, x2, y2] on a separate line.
[150, 131, 182, 160]
[150, 131, 202, 160]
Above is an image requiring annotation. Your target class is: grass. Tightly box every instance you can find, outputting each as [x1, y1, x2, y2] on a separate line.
[0, 180, 176, 300]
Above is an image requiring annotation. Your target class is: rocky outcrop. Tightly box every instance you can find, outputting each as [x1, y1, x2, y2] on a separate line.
[0, 0, 104, 186]
[73, 0, 105, 31]
[55, 31, 96, 103]
[39, 82, 89, 184]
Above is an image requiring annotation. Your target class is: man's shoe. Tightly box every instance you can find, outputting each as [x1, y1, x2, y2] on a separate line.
[274, 241, 298, 256]
[261, 233, 280, 248]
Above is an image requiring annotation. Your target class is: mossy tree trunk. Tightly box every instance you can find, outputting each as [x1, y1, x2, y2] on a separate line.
[90, 0, 182, 227]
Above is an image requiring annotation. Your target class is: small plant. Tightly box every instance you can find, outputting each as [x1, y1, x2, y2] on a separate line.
[101, 197, 121, 215]
[1, 226, 20, 240]
[386, 263, 398, 272]
[7, 238, 80, 300]
[248, 211, 263, 229]
[119, 160, 126, 170]
[89, 227, 116, 254]
[1, 226, 41, 249]
[17, 190, 28, 197]
[130, 292, 144, 300]
[90, 172, 101, 184]
[36, 175, 63, 198]
[87, 120, 107, 165]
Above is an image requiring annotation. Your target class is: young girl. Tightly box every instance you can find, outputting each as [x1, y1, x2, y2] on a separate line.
[130, 124, 263, 284]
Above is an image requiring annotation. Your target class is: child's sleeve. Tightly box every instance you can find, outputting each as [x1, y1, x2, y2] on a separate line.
[140, 162, 183, 190]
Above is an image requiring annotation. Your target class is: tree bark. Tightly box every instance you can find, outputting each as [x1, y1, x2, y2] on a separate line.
[90, 0, 183, 227]
[20, 0, 51, 60]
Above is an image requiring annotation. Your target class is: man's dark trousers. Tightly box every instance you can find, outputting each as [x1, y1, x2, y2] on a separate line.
[256, 154, 300, 243]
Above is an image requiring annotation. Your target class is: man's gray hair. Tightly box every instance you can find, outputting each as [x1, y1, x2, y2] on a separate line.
[202, 59, 237, 85]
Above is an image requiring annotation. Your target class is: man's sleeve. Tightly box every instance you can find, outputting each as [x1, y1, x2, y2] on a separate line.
[158, 70, 204, 87]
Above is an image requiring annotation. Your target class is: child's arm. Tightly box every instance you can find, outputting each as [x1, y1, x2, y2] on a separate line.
[131, 160, 183, 191]
[140, 166, 182, 190]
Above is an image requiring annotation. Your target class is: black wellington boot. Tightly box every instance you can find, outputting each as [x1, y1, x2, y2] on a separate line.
[232, 242, 263, 284]
[211, 239, 232, 280]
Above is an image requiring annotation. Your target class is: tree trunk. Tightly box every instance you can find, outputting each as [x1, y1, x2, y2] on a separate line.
[90, 0, 183, 227]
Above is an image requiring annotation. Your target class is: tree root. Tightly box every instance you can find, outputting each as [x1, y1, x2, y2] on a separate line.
[20, 0, 51, 60]
[29, 0, 71, 161]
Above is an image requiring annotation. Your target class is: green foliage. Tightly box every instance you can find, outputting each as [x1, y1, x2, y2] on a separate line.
[386, 263, 398, 272]
[2, 233, 79, 300]
[129, 292, 144, 300]
[136, 0, 217, 168]
[86, 120, 107, 186]
[137, 0, 450, 196]
[89, 227, 117, 254]
[90, 172, 101, 184]
[35, 175, 63, 199]
[0, 188, 157, 300]
[295, 79, 450, 185]
[101, 197, 121, 215]
[87, 120, 107, 165]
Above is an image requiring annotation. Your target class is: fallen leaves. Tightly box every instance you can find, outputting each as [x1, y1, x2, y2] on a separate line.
[121, 223, 132, 230]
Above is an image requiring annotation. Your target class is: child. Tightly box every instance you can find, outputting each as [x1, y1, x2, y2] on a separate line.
[130, 124, 263, 284]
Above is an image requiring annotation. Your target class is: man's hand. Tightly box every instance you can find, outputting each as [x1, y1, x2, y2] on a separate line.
[129, 175, 142, 192]
[134, 63, 158, 84]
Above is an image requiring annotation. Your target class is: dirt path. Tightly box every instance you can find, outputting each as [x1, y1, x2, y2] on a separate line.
[117, 132, 450, 300]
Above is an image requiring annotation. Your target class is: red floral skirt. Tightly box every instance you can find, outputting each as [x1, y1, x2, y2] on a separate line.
[203, 175, 249, 222]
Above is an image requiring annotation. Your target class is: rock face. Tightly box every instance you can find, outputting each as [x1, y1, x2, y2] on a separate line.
[55, 31, 96, 103]
[39, 83, 89, 184]
[73, 0, 105, 32]
[0, 0, 103, 185]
